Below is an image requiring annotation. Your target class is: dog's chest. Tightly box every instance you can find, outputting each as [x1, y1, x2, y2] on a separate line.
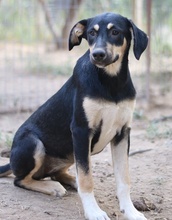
[83, 97, 135, 154]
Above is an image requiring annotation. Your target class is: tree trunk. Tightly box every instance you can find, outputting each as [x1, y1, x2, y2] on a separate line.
[38, 0, 59, 47]
[146, 0, 152, 105]
[60, 0, 83, 49]
[38, 0, 83, 50]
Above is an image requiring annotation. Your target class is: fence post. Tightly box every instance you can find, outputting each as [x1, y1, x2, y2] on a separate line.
[146, 0, 152, 106]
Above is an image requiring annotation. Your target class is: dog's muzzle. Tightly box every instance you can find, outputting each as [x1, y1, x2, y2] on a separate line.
[92, 49, 106, 62]
[90, 48, 119, 67]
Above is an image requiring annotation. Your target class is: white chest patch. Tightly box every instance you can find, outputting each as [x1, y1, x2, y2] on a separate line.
[83, 97, 135, 154]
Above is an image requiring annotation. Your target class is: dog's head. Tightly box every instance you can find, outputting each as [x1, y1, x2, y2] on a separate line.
[69, 13, 148, 71]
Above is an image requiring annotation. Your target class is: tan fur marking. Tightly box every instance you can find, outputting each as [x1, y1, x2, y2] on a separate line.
[94, 24, 99, 31]
[111, 137, 130, 186]
[111, 135, 147, 220]
[83, 98, 135, 155]
[71, 23, 85, 44]
[52, 172, 77, 189]
[20, 142, 66, 197]
[43, 154, 74, 175]
[111, 136, 131, 214]
[30, 141, 45, 178]
[21, 178, 66, 196]
[89, 43, 96, 53]
[83, 98, 135, 129]
[74, 23, 85, 36]
[77, 167, 93, 193]
[107, 23, 114, 29]
[105, 38, 127, 75]
[77, 138, 93, 193]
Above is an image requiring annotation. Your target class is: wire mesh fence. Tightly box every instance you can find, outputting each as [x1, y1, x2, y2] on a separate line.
[0, 0, 171, 113]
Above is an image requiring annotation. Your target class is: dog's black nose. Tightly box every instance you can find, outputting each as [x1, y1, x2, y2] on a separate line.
[92, 49, 106, 61]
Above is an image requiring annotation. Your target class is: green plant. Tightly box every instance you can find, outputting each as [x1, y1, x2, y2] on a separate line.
[146, 123, 159, 140]
[146, 122, 172, 141]
[27, 60, 72, 76]
[5, 134, 13, 148]
[0, 0, 51, 43]
[0, 132, 13, 148]
[133, 109, 145, 120]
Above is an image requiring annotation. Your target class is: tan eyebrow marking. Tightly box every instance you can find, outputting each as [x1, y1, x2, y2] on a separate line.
[107, 23, 114, 29]
[93, 24, 99, 31]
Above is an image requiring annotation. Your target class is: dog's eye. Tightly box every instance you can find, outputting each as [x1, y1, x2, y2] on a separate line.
[89, 30, 97, 37]
[111, 29, 119, 36]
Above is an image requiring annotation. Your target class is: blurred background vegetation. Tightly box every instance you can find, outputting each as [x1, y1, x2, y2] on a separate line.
[0, 0, 172, 52]
[0, 0, 171, 51]
[0, 0, 171, 112]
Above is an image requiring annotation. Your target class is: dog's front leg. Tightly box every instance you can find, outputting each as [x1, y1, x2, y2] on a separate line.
[71, 125, 110, 220]
[111, 128, 147, 220]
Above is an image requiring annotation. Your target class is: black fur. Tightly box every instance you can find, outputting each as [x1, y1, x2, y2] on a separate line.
[113, 125, 128, 146]
[91, 120, 103, 152]
[112, 126, 131, 155]
[0, 164, 11, 175]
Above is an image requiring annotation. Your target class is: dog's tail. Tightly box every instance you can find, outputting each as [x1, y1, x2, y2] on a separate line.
[0, 164, 12, 177]
[0, 148, 12, 177]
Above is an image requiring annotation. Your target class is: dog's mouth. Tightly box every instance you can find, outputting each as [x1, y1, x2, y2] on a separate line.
[90, 50, 119, 68]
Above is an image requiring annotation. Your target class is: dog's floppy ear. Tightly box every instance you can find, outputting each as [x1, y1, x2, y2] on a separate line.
[69, 19, 87, 51]
[129, 20, 148, 60]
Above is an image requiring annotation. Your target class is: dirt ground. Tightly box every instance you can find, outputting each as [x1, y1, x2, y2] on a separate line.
[0, 63, 172, 219]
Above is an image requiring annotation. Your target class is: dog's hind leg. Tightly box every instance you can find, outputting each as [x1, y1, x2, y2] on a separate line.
[11, 137, 67, 197]
[111, 127, 147, 220]
[51, 167, 77, 189]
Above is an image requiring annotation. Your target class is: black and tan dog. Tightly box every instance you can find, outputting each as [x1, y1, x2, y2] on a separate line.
[0, 13, 148, 220]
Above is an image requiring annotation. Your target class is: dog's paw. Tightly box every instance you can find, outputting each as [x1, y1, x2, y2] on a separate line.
[49, 181, 67, 197]
[122, 207, 147, 220]
[85, 209, 110, 220]
[80, 191, 110, 220]
[54, 187, 67, 197]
